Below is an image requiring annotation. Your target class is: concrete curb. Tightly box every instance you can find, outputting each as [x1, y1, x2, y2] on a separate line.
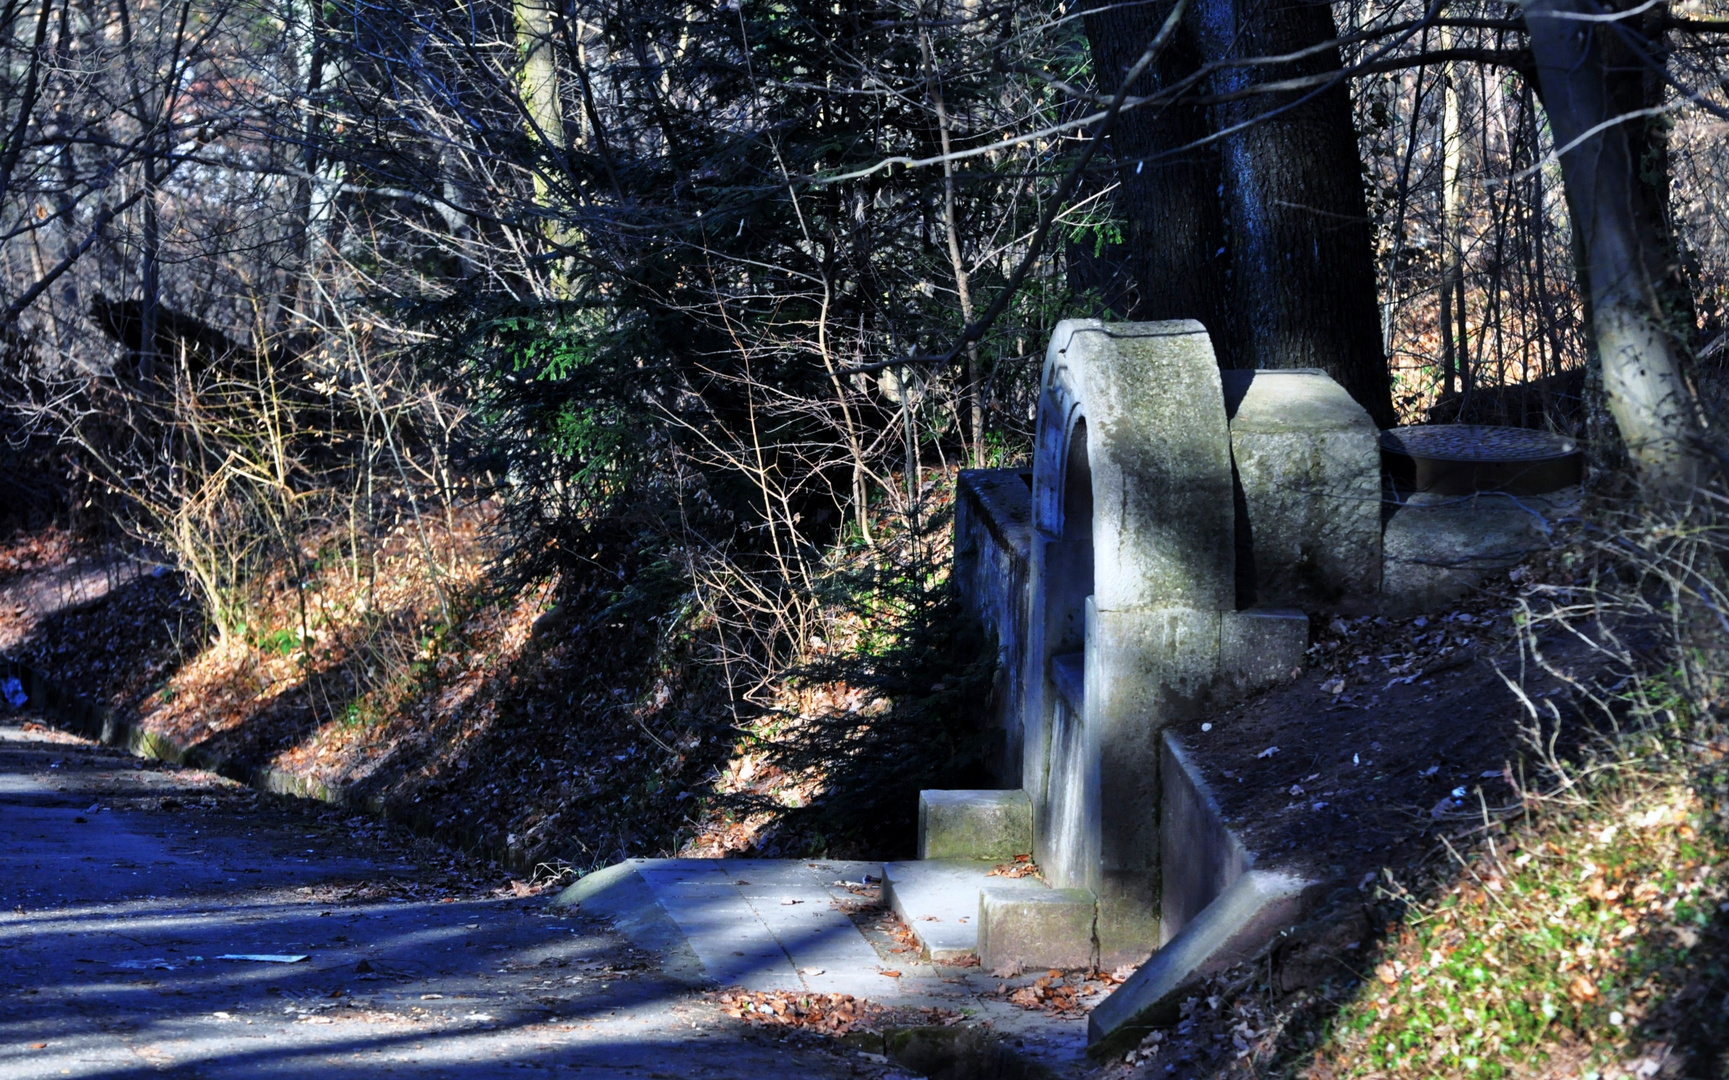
[549, 859, 708, 986]
[1086, 868, 1313, 1058]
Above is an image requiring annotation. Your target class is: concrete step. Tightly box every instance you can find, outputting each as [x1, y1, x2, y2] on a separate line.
[918, 789, 1033, 860]
[884, 859, 1082, 965]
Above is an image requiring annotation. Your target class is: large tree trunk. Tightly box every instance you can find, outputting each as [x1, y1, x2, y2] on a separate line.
[1195, 0, 1394, 427]
[1084, 0, 1394, 426]
[1082, 0, 1232, 359]
[1523, 0, 1705, 493]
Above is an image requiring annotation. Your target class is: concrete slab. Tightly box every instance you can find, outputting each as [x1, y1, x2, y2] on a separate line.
[882, 859, 1050, 962]
[0, 721, 885, 1080]
[555, 858, 906, 997]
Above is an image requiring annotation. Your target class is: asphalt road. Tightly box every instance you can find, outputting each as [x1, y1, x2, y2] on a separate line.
[0, 718, 882, 1079]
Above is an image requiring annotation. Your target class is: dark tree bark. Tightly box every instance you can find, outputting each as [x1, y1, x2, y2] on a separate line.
[1195, 0, 1394, 427]
[1083, 0, 1395, 426]
[1082, 0, 1232, 359]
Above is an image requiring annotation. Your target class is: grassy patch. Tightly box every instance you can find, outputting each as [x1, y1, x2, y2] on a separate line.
[1316, 779, 1722, 1079]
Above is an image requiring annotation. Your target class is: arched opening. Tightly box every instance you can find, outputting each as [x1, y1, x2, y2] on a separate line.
[1063, 419, 1094, 546]
[1041, 417, 1096, 889]
[1050, 418, 1095, 692]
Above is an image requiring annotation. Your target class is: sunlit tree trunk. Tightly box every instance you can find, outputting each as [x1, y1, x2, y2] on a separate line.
[517, 0, 570, 298]
[1523, 0, 1706, 493]
[1438, 30, 1467, 401]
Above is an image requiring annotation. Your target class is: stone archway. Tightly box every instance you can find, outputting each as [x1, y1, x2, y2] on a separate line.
[1024, 319, 1238, 965]
[941, 319, 1377, 972]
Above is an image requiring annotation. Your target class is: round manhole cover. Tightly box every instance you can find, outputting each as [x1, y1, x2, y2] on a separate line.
[1381, 424, 1581, 496]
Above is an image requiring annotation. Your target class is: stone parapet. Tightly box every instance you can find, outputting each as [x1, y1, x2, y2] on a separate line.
[953, 470, 1035, 785]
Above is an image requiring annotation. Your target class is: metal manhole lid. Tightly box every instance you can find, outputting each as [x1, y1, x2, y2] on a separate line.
[1380, 424, 1577, 463]
[1381, 424, 1581, 496]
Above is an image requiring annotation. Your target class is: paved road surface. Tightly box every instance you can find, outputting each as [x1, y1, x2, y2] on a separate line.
[0, 719, 883, 1079]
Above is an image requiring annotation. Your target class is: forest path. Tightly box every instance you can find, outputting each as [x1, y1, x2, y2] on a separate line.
[0, 719, 874, 1079]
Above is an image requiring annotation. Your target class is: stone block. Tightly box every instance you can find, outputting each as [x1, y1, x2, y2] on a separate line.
[884, 859, 1048, 961]
[978, 887, 1097, 972]
[1382, 490, 1577, 614]
[918, 789, 1033, 861]
[1219, 608, 1308, 700]
[1222, 369, 1381, 609]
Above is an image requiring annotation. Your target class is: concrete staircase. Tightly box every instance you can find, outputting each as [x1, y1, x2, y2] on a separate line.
[884, 790, 1096, 970]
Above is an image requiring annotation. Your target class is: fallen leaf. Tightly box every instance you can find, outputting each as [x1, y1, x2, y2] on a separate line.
[1567, 974, 1598, 1002]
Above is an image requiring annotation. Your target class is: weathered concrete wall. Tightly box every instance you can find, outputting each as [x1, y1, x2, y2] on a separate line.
[1086, 730, 1316, 1056]
[1159, 730, 1251, 944]
[953, 469, 1035, 787]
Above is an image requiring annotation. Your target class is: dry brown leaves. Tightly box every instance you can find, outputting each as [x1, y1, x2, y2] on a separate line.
[311, 877, 478, 904]
[1312, 604, 1504, 701]
[998, 968, 1127, 1018]
[986, 853, 1040, 879]
[874, 911, 922, 955]
[716, 990, 882, 1034]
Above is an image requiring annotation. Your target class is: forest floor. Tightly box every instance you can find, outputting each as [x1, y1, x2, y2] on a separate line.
[0, 513, 744, 876]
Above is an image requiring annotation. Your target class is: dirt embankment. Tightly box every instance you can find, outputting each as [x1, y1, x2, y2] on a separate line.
[0, 512, 740, 877]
